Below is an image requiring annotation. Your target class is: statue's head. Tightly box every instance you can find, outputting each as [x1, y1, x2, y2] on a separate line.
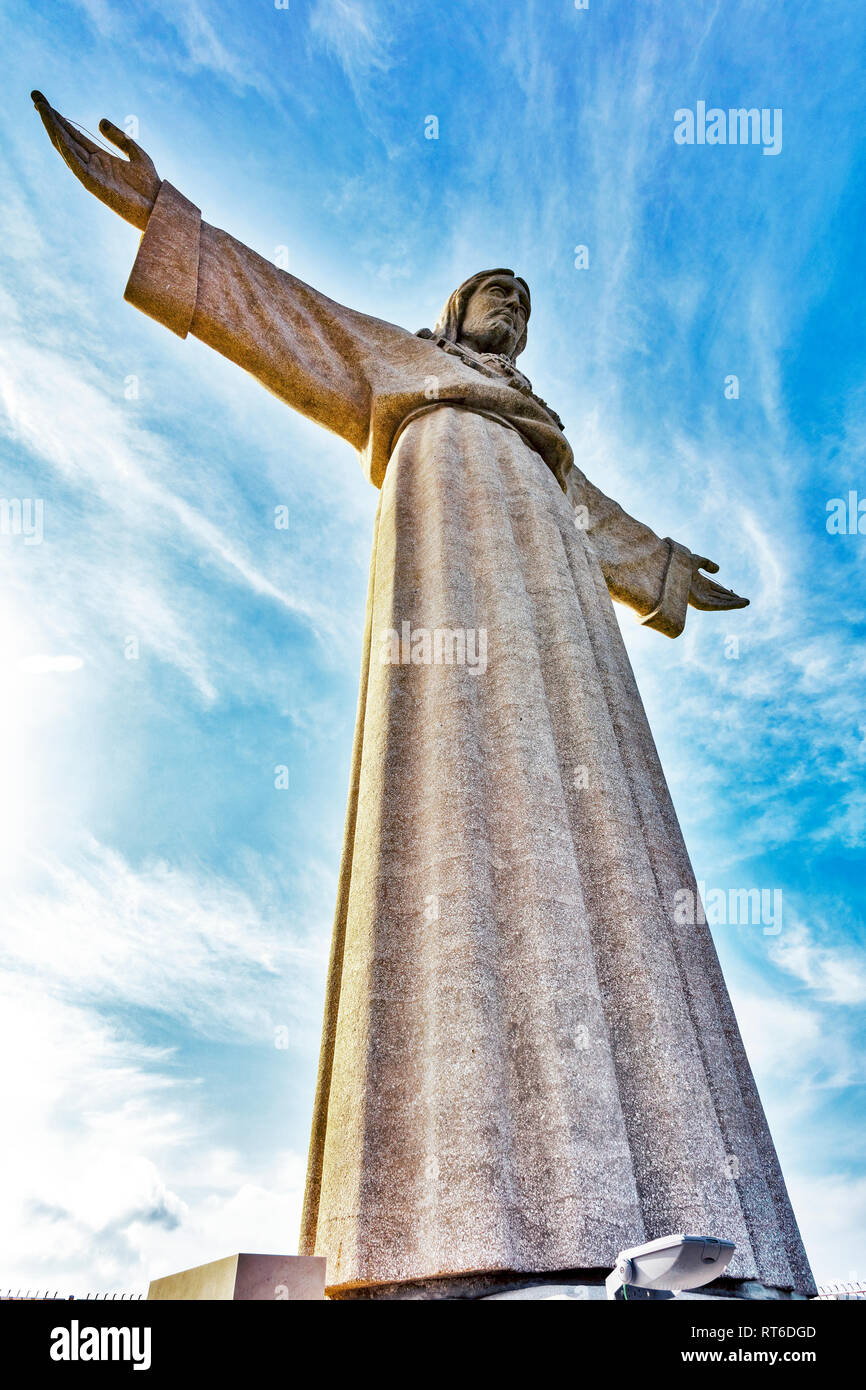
[433, 268, 531, 361]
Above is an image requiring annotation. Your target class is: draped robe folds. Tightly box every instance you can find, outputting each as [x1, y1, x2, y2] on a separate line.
[124, 181, 815, 1296]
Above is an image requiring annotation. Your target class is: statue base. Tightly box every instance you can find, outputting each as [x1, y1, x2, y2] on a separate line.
[326, 1271, 811, 1301]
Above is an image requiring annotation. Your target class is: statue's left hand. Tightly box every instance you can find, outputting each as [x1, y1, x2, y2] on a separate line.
[31, 90, 160, 230]
[687, 554, 749, 611]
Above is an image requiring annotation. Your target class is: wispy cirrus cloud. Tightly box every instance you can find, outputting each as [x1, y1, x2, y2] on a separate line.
[308, 0, 397, 85]
[0, 836, 324, 1043]
[768, 918, 866, 1007]
[0, 339, 333, 646]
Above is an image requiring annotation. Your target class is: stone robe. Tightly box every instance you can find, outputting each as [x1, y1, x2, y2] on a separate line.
[124, 181, 814, 1296]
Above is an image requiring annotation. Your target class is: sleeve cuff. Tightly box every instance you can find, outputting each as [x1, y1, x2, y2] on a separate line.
[123, 181, 202, 339]
[638, 539, 693, 639]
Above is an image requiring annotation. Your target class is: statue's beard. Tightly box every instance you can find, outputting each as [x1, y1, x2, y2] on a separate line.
[465, 314, 520, 357]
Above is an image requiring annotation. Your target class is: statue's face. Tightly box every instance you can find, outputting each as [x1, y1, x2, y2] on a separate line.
[458, 274, 529, 358]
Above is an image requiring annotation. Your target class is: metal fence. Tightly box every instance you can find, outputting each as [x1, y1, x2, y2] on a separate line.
[1, 1290, 144, 1301]
[4, 1282, 865, 1301]
[815, 1282, 866, 1300]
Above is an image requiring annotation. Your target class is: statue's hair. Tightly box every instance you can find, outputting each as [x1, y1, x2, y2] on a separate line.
[429, 268, 531, 359]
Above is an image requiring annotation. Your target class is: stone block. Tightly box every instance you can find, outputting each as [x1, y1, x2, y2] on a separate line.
[147, 1254, 326, 1301]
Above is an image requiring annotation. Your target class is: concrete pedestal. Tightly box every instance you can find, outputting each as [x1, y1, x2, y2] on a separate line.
[147, 1253, 325, 1301]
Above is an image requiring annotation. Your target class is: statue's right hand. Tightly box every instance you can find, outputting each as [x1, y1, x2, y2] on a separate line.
[31, 91, 160, 231]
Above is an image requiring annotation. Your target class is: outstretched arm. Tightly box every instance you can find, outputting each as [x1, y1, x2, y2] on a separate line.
[31, 93, 408, 454]
[567, 464, 748, 639]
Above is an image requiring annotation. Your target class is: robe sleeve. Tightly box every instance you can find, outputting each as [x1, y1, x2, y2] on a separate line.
[566, 463, 695, 639]
[123, 180, 409, 454]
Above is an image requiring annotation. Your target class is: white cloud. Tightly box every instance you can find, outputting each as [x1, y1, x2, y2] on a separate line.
[309, 0, 395, 84]
[733, 991, 823, 1079]
[17, 655, 84, 674]
[769, 920, 866, 1006]
[127, 1150, 306, 1293]
[71, 0, 276, 93]
[0, 975, 304, 1294]
[786, 1172, 866, 1289]
[815, 790, 866, 850]
[0, 837, 323, 1044]
[0, 338, 333, 646]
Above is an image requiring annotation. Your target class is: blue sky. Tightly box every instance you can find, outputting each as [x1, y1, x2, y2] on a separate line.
[0, 0, 864, 1292]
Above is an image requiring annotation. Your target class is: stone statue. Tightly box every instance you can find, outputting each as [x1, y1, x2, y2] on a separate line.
[32, 93, 814, 1298]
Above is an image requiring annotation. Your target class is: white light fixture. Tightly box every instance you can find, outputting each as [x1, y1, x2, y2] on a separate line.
[605, 1233, 736, 1300]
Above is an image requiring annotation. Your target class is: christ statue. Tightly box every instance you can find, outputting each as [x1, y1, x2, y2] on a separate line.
[31, 93, 814, 1299]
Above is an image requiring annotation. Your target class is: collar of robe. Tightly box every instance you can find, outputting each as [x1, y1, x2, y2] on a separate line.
[415, 329, 565, 433]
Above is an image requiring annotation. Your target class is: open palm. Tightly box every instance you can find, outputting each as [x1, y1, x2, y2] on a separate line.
[688, 554, 749, 611]
[31, 90, 160, 230]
